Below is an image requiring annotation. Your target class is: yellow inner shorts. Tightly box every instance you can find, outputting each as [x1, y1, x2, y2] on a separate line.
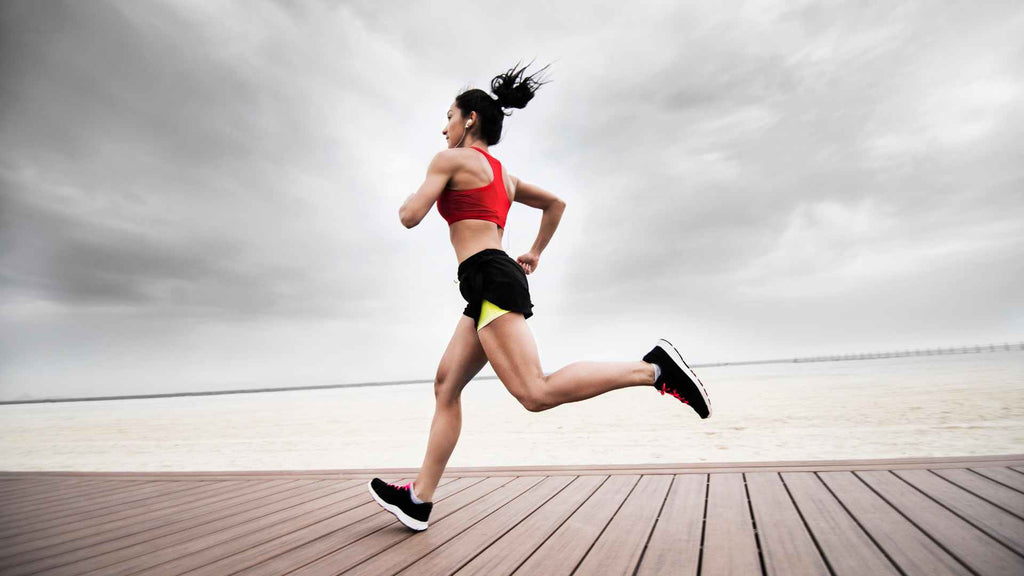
[477, 298, 510, 331]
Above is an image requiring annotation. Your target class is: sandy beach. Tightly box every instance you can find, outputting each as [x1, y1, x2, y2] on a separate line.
[1, 352, 1021, 472]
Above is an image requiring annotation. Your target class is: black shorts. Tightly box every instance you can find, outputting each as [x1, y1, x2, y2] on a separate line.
[457, 248, 534, 324]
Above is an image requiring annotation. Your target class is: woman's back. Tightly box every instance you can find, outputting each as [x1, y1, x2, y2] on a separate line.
[440, 146, 517, 263]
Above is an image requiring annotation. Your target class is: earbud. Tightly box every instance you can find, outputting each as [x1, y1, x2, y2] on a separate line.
[454, 121, 472, 148]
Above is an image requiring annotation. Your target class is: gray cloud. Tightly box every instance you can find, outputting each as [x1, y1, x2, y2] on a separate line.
[0, 1, 386, 322]
[553, 1, 1024, 312]
[1, 0, 1022, 400]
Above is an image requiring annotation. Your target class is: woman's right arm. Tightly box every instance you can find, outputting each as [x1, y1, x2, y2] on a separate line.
[399, 151, 457, 228]
[511, 175, 566, 273]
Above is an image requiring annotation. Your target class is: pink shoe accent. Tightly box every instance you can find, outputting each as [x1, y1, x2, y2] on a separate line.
[407, 481, 428, 504]
[659, 382, 689, 404]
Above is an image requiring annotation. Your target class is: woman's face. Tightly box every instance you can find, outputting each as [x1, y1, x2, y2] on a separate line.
[442, 102, 473, 148]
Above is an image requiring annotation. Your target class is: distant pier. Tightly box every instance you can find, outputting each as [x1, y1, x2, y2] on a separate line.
[694, 341, 1024, 369]
[2, 342, 1021, 405]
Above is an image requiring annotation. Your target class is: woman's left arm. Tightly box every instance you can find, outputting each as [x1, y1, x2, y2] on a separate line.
[509, 174, 566, 274]
[399, 151, 456, 228]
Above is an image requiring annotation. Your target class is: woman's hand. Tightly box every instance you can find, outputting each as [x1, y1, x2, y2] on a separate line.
[517, 251, 540, 274]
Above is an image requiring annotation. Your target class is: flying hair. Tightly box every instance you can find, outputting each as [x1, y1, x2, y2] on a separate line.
[454, 59, 553, 146]
[491, 60, 553, 111]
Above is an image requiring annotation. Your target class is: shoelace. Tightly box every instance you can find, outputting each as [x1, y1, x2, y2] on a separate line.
[659, 382, 689, 405]
[384, 480, 410, 492]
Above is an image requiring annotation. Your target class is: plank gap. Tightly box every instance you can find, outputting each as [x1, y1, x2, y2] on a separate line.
[931, 469, 1024, 522]
[504, 474, 611, 576]
[742, 473, 768, 576]
[779, 472, 837, 576]
[813, 471, 909, 576]
[568, 474, 641, 576]
[851, 471, 977, 576]
[695, 473, 710, 576]
[631, 474, 675, 576]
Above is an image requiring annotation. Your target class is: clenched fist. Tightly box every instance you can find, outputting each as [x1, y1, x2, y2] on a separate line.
[517, 251, 540, 274]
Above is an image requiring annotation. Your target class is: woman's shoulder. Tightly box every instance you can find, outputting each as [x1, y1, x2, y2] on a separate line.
[431, 147, 484, 170]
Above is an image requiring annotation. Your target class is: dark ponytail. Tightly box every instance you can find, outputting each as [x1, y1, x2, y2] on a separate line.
[455, 60, 552, 146]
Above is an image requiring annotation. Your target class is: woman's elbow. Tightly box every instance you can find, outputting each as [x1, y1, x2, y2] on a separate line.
[399, 208, 417, 228]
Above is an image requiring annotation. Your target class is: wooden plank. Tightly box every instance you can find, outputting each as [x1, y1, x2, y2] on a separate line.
[0, 477, 98, 495]
[144, 477, 456, 576]
[934, 468, 1024, 516]
[858, 470, 1024, 575]
[6, 484, 173, 527]
[1, 454, 1020, 480]
[895, 469, 1024, 555]
[61, 479, 375, 576]
[781, 472, 898, 576]
[226, 477, 489, 576]
[453, 475, 606, 576]
[0, 479, 305, 571]
[399, 475, 576, 575]
[0, 480, 251, 552]
[0, 480, 248, 542]
[746, 472, 829, 576]
[336, 476, 546, 576]
[701, 473, 761, 576]
[818, 471, 971, 575]
[574, 474, 673, 576]
[185, 473, 464, 569]
[0, 478, 80, 502]
[511, 475, 638, 576]
[635, 474, 707, 576]
[0, 479, 138, 507]
[5, 479, 324, 576]
[272, 475, 516, 573]
[0, 481, 33, 498]
[973, 467, 1024, 493]
[442, 457, 1024, 476]
[0, 479, 221, 539]
[0, 480, 143, 514]
[2, 458, 1023, 576]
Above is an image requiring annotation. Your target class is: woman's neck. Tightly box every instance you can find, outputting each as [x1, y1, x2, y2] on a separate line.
[459, 136, 488, 151]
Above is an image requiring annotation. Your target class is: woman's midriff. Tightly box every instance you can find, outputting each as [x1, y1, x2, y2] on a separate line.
[450, 219, 504, 264]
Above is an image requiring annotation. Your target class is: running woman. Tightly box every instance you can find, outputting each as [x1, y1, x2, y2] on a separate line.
[368, 62, 711, 531]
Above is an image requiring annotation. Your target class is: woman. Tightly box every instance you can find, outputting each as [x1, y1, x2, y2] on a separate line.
[368, 63, 711, 531]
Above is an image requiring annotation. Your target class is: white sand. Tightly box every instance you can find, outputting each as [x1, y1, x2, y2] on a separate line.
[1, 353, 1021, 471]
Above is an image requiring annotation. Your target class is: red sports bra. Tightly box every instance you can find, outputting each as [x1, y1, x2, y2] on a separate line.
[436, 146, 512, 228]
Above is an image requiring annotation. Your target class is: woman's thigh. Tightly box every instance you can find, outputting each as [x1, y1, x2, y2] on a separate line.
[476, 312, 545, 407]
[435, 314, 489, 404]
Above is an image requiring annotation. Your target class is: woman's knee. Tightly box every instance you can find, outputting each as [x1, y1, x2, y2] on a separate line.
[510, 375, 550, 412]
[434, 374, 462, 406]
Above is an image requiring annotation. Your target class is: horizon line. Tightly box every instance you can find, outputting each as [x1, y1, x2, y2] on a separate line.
[2, 341, 1020, 406]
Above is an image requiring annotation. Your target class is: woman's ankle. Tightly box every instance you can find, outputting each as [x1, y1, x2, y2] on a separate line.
[412, 480, 432, 503]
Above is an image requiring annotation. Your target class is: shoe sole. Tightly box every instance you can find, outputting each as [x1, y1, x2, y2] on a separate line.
[658, 338, 712, 418]
[367, 480, 428, 531]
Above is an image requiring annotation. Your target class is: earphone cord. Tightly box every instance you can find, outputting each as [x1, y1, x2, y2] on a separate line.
[455, 122, 470, 148]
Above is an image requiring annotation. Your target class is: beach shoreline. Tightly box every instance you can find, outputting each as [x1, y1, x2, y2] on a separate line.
[1, 353, 1021, 472]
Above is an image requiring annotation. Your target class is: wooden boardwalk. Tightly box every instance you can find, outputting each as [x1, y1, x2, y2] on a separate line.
[0, 455, 1022, 575]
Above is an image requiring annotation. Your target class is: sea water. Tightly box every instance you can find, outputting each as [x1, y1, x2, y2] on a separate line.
[1, 352, 1021, 471]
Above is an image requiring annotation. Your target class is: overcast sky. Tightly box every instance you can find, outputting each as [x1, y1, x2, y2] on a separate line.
[2, 0, 1022, 401]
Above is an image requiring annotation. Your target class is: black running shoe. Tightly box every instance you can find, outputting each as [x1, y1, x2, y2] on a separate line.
[368, 478, 432, 531]
[643, 339, 712, 419]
